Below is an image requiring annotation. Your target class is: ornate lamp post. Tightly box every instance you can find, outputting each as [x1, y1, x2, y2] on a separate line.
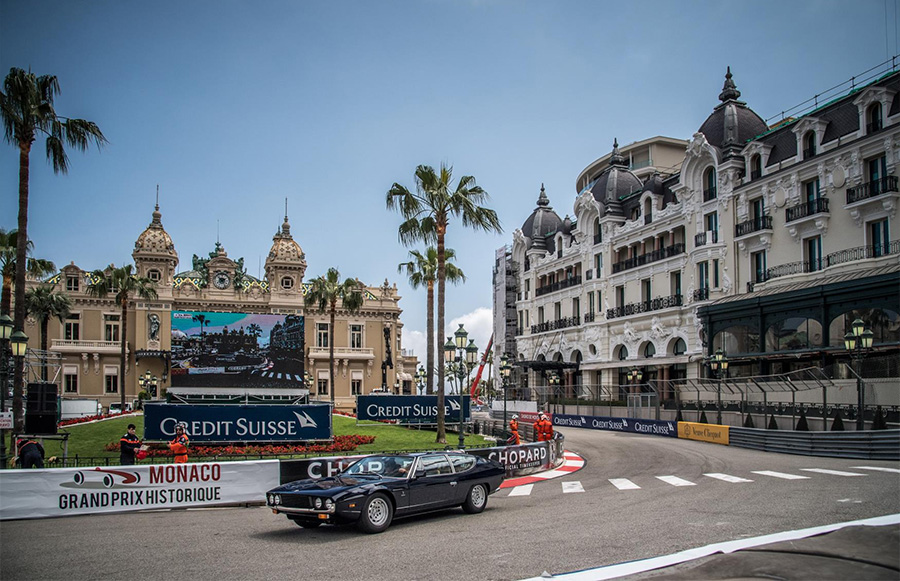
[0, 313, 13, 469]
[303, 371, 314, 402]
[444, 324, 477, 448]
[844, 318, 874, 431]
[708, 349, 728, 424]
[500, 354, 511, 428]
[394, 379, 401, 395]
[627, 366, 643, 387]
[547, 372, 560, 413]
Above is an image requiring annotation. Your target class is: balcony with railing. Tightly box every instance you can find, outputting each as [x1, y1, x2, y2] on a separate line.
[308, 346, 375, 360]
[735, 215, 773, 238]
[51, 339, 125, 354]
[606, 294, 683, 319]
[584, 312, 597, 323]
[763, 239, 900, 282]
[611, 243, 685, 274]
[846, 175, 899, 204]
[535, 275, 582, 297]
[692, 287, 710, 302]
[694, 230, 718, 247]
[703, 186, 717, 202]
[531, 316, 580, 334]
[786, 197, 829, 223]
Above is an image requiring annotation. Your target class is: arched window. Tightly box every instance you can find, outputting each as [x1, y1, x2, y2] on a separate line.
[643, 199, 653, 224]
[868, 103, 883, 133]
[828, 308, 900, 347]
[712, 325, 760, 355]
[643, 342, 656, 358]
[593, 218, 601, 244]
[704, 168, 717, 201]
[750, 154, 762, 180]
[765, 317, 824, 351]
[617, 345, 629, 360]
[672, 337, 687, 356]
[803, 131, 817, 159]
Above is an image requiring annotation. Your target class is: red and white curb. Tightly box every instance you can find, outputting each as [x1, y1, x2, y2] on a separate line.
[500, 451, 585, 489]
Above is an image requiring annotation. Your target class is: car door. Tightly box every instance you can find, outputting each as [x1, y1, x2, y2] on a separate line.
[408, 454, 458, 511]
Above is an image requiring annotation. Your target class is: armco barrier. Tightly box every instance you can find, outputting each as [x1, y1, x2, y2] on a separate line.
[729, 428, 900, 460]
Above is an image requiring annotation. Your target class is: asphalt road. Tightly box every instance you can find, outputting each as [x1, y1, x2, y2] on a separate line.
[2, 427, 897, 581]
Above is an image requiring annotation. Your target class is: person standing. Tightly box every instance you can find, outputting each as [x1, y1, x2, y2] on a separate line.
[168, 422, 189, 463]
[120, 423, 141, 465]
[507, 414, 521, 445]
[534, 412, 554, 442]
[16, 439, 45, 468]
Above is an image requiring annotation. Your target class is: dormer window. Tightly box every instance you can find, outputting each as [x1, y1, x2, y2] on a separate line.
[147, 269, 161, 282]
[750, 154, 762, 180]
[593, 218, 601, 244]
[280, 276, 294, 290]
[803, 131, 817, 159]
[66, 276, 79, 292]
[643, 199, 653, 224]
[703, 167, 717, 201]
[867, 103, 883, 134]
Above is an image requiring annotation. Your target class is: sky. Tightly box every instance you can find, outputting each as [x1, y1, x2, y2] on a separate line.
[2, 0, 898, 363]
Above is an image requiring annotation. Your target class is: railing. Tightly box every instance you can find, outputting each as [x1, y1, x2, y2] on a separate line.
[847, 175, 898, 204]
[51, 339, 123, 351]
[786, 197, 829, 222]
[535, 275, 582, 297]
[606, 294, 682, 319]
[735, 215, 773, 237]
[308, 347, 374, 358]
[703, 186, 717, 202]
[692, 287, 710, 302]
[531, 316, 580, 334]
[584, 312, 596, 323]
[763, 239, 900, 281]
[611, 243, 685, 274]
[694, 230, 718, 247]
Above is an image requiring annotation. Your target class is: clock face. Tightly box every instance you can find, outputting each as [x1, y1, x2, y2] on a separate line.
[213, 272, 231, 289]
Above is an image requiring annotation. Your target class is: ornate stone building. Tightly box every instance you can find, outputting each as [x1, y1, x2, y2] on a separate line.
[26, 205, 415, 412]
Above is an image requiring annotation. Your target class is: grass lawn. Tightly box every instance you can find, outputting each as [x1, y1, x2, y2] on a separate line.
[42, 413, 492, 462]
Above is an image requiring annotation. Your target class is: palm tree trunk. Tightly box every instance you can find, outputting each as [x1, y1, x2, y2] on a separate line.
[329, 300, 336, 409]
[119, 296, 128, 410]
[1, 274, 12, 317]
[435, 228, 446, 443]
[426, 280, 434, 395]
[13, 141, 31, 434]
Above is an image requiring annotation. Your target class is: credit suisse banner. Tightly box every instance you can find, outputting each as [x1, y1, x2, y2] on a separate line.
[356, 395, 470, 423]
[552, 413, 678, 438]
[0, 460, 280, 520]
[143, 403, 332, 442]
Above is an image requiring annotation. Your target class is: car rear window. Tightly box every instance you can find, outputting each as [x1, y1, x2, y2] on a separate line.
[450, 455, 475, 472]
[419, 455, 452, 476]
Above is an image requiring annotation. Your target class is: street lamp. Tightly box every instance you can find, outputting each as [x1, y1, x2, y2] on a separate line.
[138, 369, 159, 400]
[394, 379, 400, 395]
[500, 354, 511, 428]
[844, 318, 874, 431]
[415, 366, 427, 395]
[0, 313, 13, 469]
[709, 349, 728, 424]
[444, 324, 477, 448]
[547, 372, 560, 413]
[303, 371, 314, 402]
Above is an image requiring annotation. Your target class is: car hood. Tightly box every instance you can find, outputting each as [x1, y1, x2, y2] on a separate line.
[269, 475, 379, 495]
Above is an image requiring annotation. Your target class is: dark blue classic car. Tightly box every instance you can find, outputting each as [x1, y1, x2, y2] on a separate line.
[266, 452, 505, 533]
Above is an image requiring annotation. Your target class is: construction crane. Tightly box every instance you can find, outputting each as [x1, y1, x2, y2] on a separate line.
[468, 334, 493, 404]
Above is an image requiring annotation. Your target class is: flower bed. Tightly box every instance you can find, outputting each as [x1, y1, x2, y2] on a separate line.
[105, 434, 376, 458]
[59, 410, 139, 428]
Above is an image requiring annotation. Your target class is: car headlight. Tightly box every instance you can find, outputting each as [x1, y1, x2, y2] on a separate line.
[267, 494, 273, 505]
[314, 497, 323, 509]
[274, 495, 281, 505]
[324, 499, 334, 510]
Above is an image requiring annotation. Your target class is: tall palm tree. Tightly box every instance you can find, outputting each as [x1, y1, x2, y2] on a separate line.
[2, 67, 106, 432]
[0, 228, 55, 316]
[192, 314, 210, 339]
[397, 247, 465, 395]
[306, 268, 364, 408]
[87, 265, 157, 410]
[387, 163, 502, 443]
[24, 285, 71, 381]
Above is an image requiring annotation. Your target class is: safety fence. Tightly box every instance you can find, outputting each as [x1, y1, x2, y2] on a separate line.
[729, 427, 900, 460]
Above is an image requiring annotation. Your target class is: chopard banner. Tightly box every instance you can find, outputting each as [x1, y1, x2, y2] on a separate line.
[356, 395, 470, 423]
[143, 403, 332, 442]
[552, 413, 678, 438]
[0, 460, 280, 520]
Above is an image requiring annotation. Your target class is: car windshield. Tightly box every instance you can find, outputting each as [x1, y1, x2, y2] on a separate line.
[343, 455, 415, 478]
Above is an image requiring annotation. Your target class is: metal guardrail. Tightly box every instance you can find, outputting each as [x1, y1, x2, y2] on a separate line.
[729, 427, 899, 460]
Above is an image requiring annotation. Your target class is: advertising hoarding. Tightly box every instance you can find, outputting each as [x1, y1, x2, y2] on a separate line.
[170, 310, 304, 388]
[552, 413, 678, 438]
[356, 395, 470, 423]
[143, 403, 332, 442]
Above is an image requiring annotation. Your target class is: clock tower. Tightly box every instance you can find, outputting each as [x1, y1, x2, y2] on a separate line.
[265, 213, 307, 299]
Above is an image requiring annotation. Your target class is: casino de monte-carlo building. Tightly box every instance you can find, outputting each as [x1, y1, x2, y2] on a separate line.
[494, 67, 900, 405]
[23, 206, 416, 412]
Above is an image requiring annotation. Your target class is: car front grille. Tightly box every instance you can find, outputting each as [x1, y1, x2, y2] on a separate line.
[280, 495, 315, 509]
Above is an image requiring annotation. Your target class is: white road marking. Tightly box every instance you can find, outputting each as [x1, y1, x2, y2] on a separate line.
[609, 478, 640, 490]
[507, 484, 533, 497]
[657, 475, 696, 487]
[562, 481, 584, 493]
[801, 468, 866, 477]
[837, 498, 863, 503]
[852, 466, 900, 474]
[704, 473, 753, 483]
[752, 470, 810, 480]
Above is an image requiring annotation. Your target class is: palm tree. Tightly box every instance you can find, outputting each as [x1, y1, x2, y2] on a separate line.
[2, 67, 106, 432]
[87, 265, 157, 410]
[387, 163, 502, 443]
[0, 228, 56, 316]
[192, 314, 210, 339]
[25, 285, 71, 381]
[306, 268, 364, 408]
[397, 247, 465, 395]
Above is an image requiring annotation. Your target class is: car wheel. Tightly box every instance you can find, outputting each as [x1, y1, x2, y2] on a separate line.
[357, 493, 393, 534]
[462, 483, 488, 514]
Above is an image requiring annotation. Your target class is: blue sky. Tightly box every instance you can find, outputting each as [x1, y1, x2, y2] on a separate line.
[2, 0, 897, 360]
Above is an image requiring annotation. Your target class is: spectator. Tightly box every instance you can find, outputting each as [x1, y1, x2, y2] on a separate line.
[17, 439, 45, 469]
[507, 415, 521, 445]
[168, 422, 189, 463]
[120, 423, 141, 465]
[534, 412, 554, 442]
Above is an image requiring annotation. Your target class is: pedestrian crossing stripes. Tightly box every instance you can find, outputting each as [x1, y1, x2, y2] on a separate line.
[503, 466, 890, 497]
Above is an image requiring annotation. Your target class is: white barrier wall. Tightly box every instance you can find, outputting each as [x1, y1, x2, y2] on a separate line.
[0, 460, 280, 520]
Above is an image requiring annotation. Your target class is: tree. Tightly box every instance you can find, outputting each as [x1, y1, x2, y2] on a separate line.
[2, 67, 106, 433]
[306, 268, 364, 408]
[24, 285, 71, 381]
[192, 314, 210, 339]
[87, 265, 157, 410]
[387, 164, 501, 443]
[397, 247, 465, 395]
[0, 228, 56, 316]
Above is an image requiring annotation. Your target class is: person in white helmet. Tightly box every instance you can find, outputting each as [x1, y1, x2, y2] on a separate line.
[507, 414, 521, 445]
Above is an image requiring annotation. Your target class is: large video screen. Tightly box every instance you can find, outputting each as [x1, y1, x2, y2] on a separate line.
[170, 311, 305, 388]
